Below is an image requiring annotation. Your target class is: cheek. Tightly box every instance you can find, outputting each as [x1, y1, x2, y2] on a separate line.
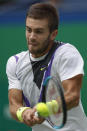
[39, 34, 49, 42]
[25, 31, 27, 38]
[26, 31, 29, 39]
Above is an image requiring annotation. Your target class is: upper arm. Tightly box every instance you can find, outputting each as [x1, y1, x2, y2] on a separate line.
[6, 56, 21, 90]
[62, 74, 83, 110]
[62, 74, 83, 93]
[6, 56, 23, 118]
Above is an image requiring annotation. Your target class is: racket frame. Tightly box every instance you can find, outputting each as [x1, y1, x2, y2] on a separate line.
[42, 76, 67, 129]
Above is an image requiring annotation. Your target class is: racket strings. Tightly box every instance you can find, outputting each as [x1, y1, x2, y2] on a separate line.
[45, 78, 64, 126]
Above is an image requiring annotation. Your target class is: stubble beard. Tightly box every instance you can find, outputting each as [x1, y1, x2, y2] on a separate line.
[28, 35, 52, 57]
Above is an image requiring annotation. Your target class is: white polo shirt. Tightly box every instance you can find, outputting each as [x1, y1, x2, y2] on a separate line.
[6, 43, 87, 131]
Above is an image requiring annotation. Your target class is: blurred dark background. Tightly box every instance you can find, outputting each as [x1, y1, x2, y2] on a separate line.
[0, 0, 87, 130]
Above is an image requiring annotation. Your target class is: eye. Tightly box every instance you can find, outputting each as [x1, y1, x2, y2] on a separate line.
[35, 30, 43, 34]
[26, 27, 32, 33]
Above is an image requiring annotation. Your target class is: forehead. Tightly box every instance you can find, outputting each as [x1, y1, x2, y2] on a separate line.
[26, 17, 49, 29]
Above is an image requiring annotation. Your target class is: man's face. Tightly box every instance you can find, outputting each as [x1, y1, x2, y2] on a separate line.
[26, 17, 57, 58]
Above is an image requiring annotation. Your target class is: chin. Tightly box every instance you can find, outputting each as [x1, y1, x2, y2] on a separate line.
[29, 48, 37, 54]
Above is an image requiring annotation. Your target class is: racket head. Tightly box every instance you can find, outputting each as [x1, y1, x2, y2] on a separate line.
[42, 76, 67, 129]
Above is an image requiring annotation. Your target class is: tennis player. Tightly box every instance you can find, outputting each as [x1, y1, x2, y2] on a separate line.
[6, 2, 87, 131]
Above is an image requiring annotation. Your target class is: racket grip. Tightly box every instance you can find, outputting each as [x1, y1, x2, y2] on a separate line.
[35, 111, 39, 117]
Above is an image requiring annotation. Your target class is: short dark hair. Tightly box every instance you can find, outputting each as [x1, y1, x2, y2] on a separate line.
[26, 3, 59, 33]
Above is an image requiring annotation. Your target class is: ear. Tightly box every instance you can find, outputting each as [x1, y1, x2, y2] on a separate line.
[50, 30, 58, 41]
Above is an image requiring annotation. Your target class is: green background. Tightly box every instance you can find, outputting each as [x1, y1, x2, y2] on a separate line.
[0, 23, 87, 131]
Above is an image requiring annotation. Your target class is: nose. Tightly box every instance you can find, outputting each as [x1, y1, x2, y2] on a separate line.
[29, 32, 36, 40]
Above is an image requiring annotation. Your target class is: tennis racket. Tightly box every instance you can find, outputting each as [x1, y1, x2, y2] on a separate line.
[35, 75, 67, 129]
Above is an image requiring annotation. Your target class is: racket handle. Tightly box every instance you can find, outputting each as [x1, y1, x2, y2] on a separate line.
[35, 111, 39, 117]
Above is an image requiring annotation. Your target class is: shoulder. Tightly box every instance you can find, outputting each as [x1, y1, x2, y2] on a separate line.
[57, 42, 79, 53]
[7, 51, 28, 65]
[53, 42, 84, 81]
[6, 51, 28, 74]
[55, 42, 83, 60]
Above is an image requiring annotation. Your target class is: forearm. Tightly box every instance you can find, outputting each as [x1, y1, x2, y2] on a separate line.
[8, 89, 44, 126]
[9, 103, 23, 121]
[8, 89, 23, 121]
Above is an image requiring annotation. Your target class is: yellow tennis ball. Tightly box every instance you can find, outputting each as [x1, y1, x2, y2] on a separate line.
[46, 101, 53, 115]
[36, 102, 49, 117]
[46, 100, 59, 115]
[51, 100, 59, 113]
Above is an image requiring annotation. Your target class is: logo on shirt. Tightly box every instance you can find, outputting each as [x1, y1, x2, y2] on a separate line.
[40, 66, 47, 71]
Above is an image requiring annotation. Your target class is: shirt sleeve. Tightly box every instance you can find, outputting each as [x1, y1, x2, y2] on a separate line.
[6, 56, 22, 90]
[56, 44, 84, 81]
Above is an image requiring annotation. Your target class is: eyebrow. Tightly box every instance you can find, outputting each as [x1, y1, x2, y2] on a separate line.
[26, 26, 44, 31]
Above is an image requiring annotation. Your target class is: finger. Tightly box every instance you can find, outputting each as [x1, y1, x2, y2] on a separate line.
[33, 115, 45, 124]
[22, 108, 36, 126]
[23, 119, 34, 127]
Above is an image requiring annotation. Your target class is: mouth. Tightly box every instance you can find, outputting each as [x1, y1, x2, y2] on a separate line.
[28, 41, 37, 46]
